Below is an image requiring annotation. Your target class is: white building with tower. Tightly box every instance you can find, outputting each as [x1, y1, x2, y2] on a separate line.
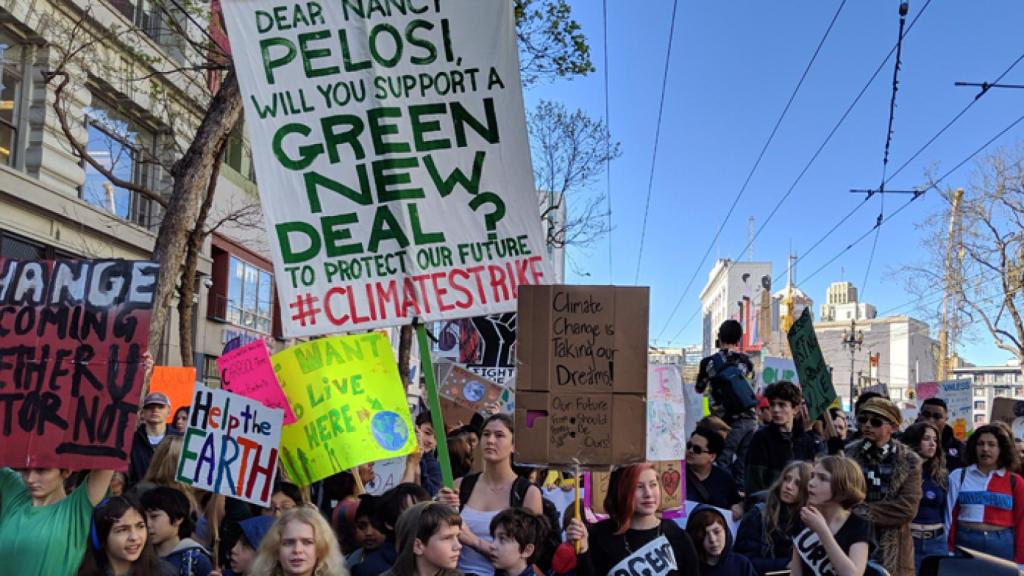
[812, 282, 938, 409]
[699, 259, 773, 355]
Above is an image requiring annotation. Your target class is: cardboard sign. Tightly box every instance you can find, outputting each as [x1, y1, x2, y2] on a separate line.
[757, 356, 800, 390]
[273, 333, 417, 486]
[150, 366, 197, 423]
[647, 365, 687, 461]
[787, 309, 837, 421]
[218, 340, 297, 424]
[221, 1, 551, 337]
[991, 397, 1024, 440]
[516, 391, 646, 467]
[177, 385, 283, 506]
[515, 285, 649, 467]
[0, 259, 158, 470]
[440, 365, 503, 411]
[590, 461, 684, 514]
[517, 285, 648, 394]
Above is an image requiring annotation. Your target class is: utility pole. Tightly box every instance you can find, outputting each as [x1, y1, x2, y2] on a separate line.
[939, 188, 965, 380]
[842, 319, 864, 407]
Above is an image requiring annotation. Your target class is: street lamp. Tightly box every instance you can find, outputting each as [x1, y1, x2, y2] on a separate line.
[841, 319, 864, 409]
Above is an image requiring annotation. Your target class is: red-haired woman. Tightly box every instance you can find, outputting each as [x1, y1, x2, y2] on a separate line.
[567, 464, 699, 576]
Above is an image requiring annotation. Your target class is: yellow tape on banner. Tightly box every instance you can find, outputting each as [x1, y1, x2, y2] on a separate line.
[272, 333, 418, 486]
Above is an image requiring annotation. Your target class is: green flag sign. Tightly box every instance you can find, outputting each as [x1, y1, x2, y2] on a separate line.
[787, 309, 837, 421]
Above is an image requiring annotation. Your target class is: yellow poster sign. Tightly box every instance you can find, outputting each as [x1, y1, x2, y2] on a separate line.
[272, 333, 417, 486]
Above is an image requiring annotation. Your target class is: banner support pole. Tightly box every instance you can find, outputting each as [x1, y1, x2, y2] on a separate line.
[416, 321, 455, 489]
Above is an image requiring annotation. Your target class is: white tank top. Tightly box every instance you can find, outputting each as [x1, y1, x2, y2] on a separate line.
[458, 505, 500, 576]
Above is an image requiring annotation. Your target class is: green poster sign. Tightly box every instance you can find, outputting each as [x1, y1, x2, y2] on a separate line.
[787, 309, 837, 421]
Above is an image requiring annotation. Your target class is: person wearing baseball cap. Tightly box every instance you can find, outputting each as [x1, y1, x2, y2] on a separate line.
[844, 396, 922, 576]
[128, 391, 182, 488]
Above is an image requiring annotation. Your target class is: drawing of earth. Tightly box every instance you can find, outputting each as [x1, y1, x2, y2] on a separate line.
[371, 411, 409, 451]
[463, 380, 486, 402]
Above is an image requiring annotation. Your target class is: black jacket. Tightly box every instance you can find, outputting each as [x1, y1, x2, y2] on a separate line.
[940, 424, 967, 471]
[744, 422, 823, 495]
[127, 425, 182, 486]
[734, 503, 804, 575]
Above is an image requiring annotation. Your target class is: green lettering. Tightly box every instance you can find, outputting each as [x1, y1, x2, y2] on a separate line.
[273, 123, 322, 170]
[367, 206, 410, 253]
[322, 213, 363, 257]
[367, 107, 411, 155]
[373, 157, 423, 202]
[260, 37, 297, 84]
[452, 98, 499, 146]
[299, 30, 341, 78]
[409, 103, 451, 151]
[276, 221, 322, 264]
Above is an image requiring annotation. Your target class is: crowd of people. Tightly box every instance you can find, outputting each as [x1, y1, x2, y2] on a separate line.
[2, 321, 1024, 576]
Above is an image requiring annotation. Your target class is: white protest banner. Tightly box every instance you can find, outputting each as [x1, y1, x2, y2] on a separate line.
[365, 456, 407, 496]
[757, 356, 800, 391]
[647, 365, 687, 461]
[937, 379, 973, 441]
[177, 385, 284, 507]
[222, 1, 551, 337]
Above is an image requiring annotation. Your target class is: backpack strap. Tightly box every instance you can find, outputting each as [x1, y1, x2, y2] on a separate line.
[510, 476, 532, 508]
[459, 473, 480, 511]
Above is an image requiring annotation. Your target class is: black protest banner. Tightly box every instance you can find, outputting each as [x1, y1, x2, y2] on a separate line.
[0, 259, 159, 470]
[787, 308, 837, 421]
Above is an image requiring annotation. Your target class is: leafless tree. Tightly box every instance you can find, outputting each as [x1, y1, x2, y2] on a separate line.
[902, 144, 1024, 366]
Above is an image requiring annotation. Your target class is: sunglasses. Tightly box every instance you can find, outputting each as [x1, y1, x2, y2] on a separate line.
[686, 442, 708, 455]
[920, 410, 944, 421]
[857, 415, 887, 428]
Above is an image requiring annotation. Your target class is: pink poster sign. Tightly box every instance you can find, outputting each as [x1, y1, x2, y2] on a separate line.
[217, 340, 297, 424]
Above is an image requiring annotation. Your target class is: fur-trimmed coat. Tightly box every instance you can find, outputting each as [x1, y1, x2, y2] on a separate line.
[845, 439, 922, 576]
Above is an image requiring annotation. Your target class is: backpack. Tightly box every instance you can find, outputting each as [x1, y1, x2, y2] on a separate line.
[459, 473, 563, 573]
[708, 352, 757, 414]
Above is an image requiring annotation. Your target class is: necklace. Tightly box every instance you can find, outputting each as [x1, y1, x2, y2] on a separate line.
[623, 522, 662, 554]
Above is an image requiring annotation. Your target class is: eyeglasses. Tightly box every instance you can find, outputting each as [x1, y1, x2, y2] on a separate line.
[920, 410, 944, 421]
[686, 442, 708, 455]
[856, 415, 886, 428]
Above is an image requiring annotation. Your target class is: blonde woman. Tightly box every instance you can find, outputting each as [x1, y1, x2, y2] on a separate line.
[250, 507, 347, 576]
[735, 461, 813, 574]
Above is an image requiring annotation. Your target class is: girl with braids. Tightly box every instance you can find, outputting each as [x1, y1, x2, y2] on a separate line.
[76, 495, 174, 576]
[734, 461, 813, 574]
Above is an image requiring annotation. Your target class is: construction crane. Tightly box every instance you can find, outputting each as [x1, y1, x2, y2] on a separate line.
[938, 188, 964, 380]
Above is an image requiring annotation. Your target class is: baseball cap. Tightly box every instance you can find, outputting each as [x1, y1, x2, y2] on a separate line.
[143, 392, 171, 407]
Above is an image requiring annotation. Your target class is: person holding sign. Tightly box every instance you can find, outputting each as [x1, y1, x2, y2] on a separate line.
[248, 507, 345, 576]
[437, 414, 542, 576]
[566, 463, 700, 576]
[0, 466, 115, 576]
[788, 456, 873, 576]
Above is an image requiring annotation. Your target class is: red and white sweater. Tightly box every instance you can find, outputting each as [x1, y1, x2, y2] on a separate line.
[945, 465, 1024, 563]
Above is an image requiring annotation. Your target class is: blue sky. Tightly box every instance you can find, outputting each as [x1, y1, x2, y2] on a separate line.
[523, 1, 1024, 366]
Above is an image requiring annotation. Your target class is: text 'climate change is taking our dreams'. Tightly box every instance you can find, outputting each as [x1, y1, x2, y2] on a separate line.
[223, 0, 551, 337]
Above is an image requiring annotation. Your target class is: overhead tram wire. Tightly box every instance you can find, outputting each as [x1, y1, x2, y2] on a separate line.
[724, 0, 934, 293]
[657, 0, 931, 343]
[861, 1, 910, 301]
[666, 30, 1024, 343]
[603, 0, 613, 283]
[650, 0, 851, 338]
[768, 45, 1024, 291]
[632, 0, 680, 284]
[667, 108, 1024, 346]
[797, 109, 1024, 288]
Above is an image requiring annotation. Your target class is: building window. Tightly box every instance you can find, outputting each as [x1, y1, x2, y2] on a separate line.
[106, 0, 188, 62]
[80, 100, 161, 229]
[202, 354, 221, 388]
[227, 256, 273, 334]
[0, 38, 25, 168]
[0, 230, 78, 259]
[974, 400, 986, 411]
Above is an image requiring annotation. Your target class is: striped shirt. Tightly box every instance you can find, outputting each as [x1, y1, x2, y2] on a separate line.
[945, 465, 1024, 563]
